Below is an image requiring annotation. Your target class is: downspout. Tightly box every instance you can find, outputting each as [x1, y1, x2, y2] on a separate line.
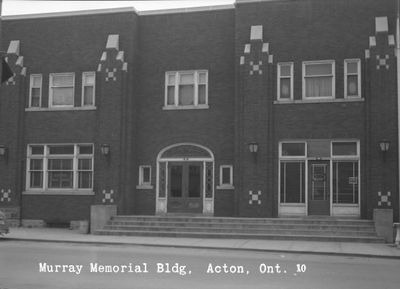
[397, 0, 400, 222]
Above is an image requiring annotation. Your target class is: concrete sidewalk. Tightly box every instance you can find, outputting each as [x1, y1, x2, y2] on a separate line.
[2, 227, 400, 259]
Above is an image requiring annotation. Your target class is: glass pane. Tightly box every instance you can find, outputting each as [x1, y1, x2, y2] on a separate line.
[30, 159, 43, 170]
[52, 74, 73, 86]
[221, 167, 231, 185]
[31, 146, 44, 155]
[333, 161, 358, 204]
[280, 162, 305, 203]
[52, 87, 74, 105]
[280, 78, 291, 99]
[167, 86, 175, 105]
[280, 64, 291, 77]
[305, 76, 332, 97]
[48, 159, 73, 170]
[32, 75, 41, 87]
[84, 73, 95, 85]
[179, 73, 194, 85]
[142, 167, 151, 183]
[170, 165, 182, 197]
[198, 84, 206, 104]
[30, 171, 43, 188]
[332, 142, 357, 156]
[49, 145, 74, 155]
[188, 165, 201, 198]
[347, 62, 358, 74]
[83, 87, 94, 105]
[198, 72, 207, 84]
[48, 171, 73, 188]
[179, 85, 194, 105]
[167, 74, 175, 85]
[78, 171, 92, 188]
[31, 89, 41, 107]
[347, 75, 358, 96]
[78, 145, 93, 155]
[78, 159, 92, 170]
[281, 143, 305, 156]
[305, 63, 332, 76]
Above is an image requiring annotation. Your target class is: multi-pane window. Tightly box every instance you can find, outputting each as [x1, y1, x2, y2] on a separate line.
[332, 141, 359, 204]
[82, 72, 95, 106]
[219, 165, 233, 187]
[303, 61, 335, 99]
[49, 73, 75, 107]
[280, 142, 306, 203]
[29, 74, 42, 107]
[344, 59, 361, 98]
[26, 144, 93, 191]
[139, 166, 151, 186]
[165, 70, 208, 108]
[277, 63, 293, 100]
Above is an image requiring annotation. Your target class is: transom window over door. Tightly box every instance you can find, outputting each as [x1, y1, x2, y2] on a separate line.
[49, 73, 75, 107]
[165, 70, 208, 109]
[303, 61, 335, 99]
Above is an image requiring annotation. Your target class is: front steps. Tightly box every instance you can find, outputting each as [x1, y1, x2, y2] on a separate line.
[94, 215, 385, 243]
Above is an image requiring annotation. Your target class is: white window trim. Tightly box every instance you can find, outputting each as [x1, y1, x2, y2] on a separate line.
[81, 71, 96, 107]
[277, 62, 294, 101]
[344, 59, 361, 99]
[29, 74, 42, 108]
[49, 72, 75, 108]
[331, 140, 360, 159]
[279, 141, 307, 159]
[137, 165, 153, 189]
[302, 60, 335, 100]
[216, 165, 234, 189]
[24, 143, 94, 195]
[164, 70, 209, 110]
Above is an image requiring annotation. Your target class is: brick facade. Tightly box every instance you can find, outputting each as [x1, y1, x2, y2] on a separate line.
[0, 0, 399, 224]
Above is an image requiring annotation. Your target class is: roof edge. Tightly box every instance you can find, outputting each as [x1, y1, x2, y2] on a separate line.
[138, 4, 235, 16]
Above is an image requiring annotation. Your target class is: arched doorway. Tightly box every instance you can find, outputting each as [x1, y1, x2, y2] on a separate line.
[156, 143, 214, 215]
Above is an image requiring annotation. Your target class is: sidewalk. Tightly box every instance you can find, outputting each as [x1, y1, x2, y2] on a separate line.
[2, 227, 400, 259]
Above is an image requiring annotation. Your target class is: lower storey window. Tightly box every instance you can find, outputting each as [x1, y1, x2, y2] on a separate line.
[26, 144, 93, 191]
[280, 162, 305, 203]
[333, 161, 358, 204]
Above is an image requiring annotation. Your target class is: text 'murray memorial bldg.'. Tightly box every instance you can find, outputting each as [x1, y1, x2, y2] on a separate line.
[0, 0, 399, 228]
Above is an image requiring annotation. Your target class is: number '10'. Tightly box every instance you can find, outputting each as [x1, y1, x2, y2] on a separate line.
[296, 264, 306, 273]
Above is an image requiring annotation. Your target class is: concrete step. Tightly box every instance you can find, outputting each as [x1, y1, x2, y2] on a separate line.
[94, 229, 385, 243]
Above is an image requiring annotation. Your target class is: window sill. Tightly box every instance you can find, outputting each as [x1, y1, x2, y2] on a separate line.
[162, 104, 209, 110]
[25, 106, 97, 112]
[136, 185, 154, 190]
[274, 98, 364, 105]
[216, 185, 234, 190]
[23, 190, 95, 195]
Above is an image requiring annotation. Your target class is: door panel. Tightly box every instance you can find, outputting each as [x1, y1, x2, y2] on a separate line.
[168, 163, 203, 213]
[308, 161, 330, 215]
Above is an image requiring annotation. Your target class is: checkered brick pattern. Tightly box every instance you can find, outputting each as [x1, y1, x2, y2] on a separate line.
[0, 189, 11, 202]
[105, 68, 117, 81]
[376, 54, 389, 70]
[249, 60, 263, 75]
[249, 190, 261, 205]
[102, 189, 114, 203]
[378, 191, 391, 207]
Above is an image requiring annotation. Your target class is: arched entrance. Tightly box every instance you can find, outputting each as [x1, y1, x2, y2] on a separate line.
[156, 143, 214, 215]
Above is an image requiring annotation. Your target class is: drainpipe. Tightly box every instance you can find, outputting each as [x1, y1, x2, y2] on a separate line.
[397, 0, 400, 222]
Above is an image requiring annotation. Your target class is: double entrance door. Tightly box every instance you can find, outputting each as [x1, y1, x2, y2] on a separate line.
[308, 160, 330, 215]
[167, 162, 203, 213]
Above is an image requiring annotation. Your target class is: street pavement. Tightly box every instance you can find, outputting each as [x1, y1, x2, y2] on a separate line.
[1, 227, 400, 259]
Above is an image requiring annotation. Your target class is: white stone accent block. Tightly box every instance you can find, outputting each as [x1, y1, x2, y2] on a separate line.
[106, 34, 119, 50]
[375, 16, 388, 33]
[250, 25, 263, 40]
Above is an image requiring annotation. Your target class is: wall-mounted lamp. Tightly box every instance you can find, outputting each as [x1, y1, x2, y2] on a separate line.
[379, 140, 390, 152]
[248, 142, 259, 154]
[100, 144, 110, 156]
[0, 145, 7, 157]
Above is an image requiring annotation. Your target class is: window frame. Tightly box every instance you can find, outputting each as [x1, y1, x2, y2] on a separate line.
[29, 74, 42, 108]
[302, 60, 335, 100]
[25, 144, 94, 194]
[138, 165, 152, 188]
[218, 165, 233, 188]
[49, 72, 75, 108]
[277, 62, 294, 101]
[344, 59, 361, 99]
[81, 71, 96, 107]
[164, 70, 209, 109]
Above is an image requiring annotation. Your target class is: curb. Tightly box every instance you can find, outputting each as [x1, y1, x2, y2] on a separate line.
[3, 237, 400, 260]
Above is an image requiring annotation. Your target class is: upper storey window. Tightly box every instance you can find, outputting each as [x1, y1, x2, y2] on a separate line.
[277, 62, 293, 101]
[164, 70, 208, 109]
[49, 73, 75, 107]
[29, 74, 42, 108]
[82, 72, 96, 106]
[302, 61, 335, 99]
[344, 59, 361, 98]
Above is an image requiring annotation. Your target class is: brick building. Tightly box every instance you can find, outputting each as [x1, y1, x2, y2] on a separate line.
[0, 0, 399, 226]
